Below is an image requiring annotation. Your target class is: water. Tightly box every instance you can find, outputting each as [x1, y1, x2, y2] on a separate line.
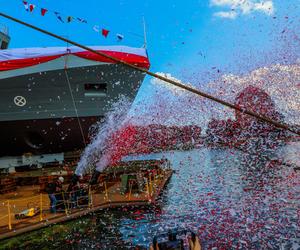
[2, 142, 299, 249]
[70, 142, 299, 249]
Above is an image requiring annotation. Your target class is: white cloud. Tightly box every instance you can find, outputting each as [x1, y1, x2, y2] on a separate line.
[214, 11, 238, 19]
[253, 1, 274, 15]
[210, 0, 274, 18]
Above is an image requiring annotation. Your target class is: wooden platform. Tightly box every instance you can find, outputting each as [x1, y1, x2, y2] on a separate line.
[0, 168, 173, 241]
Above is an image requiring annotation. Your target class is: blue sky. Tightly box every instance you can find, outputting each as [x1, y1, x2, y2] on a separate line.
[1, 0, 298, 71]
[0, 0, 299, 115]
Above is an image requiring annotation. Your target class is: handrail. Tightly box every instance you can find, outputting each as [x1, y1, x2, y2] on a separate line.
[5, 195, 41, 203]
[3, 170, 164, 207]
[0, 170, 171, 239]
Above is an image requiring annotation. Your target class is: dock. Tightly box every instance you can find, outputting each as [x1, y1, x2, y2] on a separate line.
[0, 159, 173, 241]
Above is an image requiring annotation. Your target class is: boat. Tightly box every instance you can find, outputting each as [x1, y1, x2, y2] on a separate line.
[0, 27, 150, 157]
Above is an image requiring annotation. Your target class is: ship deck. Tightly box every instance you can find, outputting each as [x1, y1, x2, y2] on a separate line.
[0, 164, 173, 241]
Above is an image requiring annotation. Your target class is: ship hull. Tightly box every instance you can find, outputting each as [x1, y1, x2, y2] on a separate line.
[0, 54, 147, 156]
[0, 116, 100, 156]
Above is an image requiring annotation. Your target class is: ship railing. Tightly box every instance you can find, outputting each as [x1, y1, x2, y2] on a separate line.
[0, 169, 171, 234]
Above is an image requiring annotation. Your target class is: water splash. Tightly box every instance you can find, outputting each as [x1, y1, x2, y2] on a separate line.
[75, 96, 132, 176]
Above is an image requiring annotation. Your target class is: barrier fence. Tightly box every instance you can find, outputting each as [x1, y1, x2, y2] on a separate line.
[0, 170, 169, 233]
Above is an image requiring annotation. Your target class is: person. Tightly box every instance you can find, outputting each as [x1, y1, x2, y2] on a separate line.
[149, 236, 159, 250]
[188, 233, 201, 250]
[46, 176, 64, 213]
[67, 180, 80, 208]
[77, 183, 89, 206]
[160, 157, 169, 170]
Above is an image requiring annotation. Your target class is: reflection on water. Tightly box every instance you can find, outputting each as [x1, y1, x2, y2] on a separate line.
[8, 143, 298, 249]
[72, 143, 300, 249]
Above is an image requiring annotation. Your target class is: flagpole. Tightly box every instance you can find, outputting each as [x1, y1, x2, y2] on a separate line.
[142, 16, 147, 49]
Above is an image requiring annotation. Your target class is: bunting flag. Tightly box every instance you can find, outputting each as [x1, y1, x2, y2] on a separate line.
[29, 4, 35, 12]
[54, 12, 64, 23]
[20, 2, 126, 41]
[22, 1, 29, 11]
[117, 34, 124, 41]
[67, 16, 73, 23]
[93, 25, 100, 32]
[77, 18, 87, 23]
[102, 29, 110, 38]
[41, 8, 48, 16]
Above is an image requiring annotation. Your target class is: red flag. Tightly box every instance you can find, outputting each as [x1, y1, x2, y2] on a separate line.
[102, 29, 109, 38]
[29, 4, 35, 12]
[41, 8, 48, 16]
[22, 1, 29, 11]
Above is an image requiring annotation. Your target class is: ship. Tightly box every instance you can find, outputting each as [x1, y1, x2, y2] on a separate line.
[0, 27, 150, 158]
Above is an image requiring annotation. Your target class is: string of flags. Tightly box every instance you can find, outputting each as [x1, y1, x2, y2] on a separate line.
[21, 1, 124, 41]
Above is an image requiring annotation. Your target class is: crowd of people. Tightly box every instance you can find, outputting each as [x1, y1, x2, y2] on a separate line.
[46, 176, 88, 213]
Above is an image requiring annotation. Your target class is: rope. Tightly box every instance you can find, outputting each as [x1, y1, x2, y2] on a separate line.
[0, 12, 299, 136]
[64, 69, 87, 147]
